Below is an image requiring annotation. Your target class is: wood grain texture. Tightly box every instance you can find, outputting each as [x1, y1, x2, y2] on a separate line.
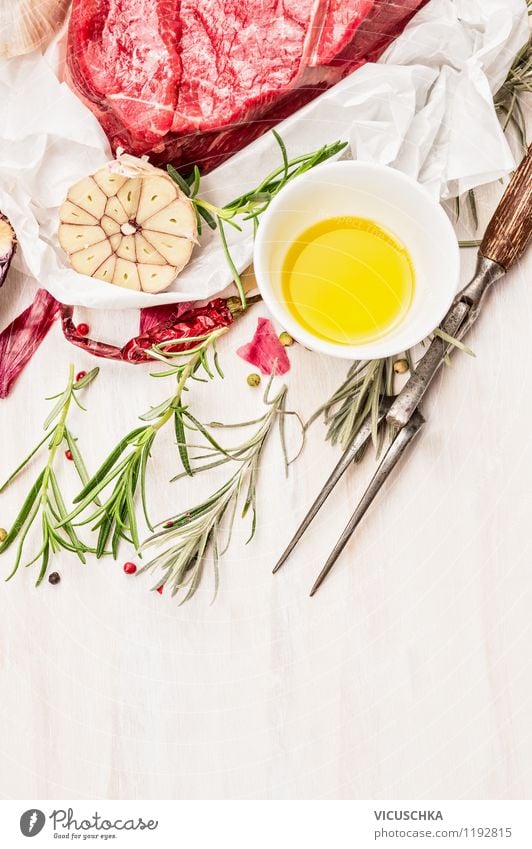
[481, 144, 532, 270]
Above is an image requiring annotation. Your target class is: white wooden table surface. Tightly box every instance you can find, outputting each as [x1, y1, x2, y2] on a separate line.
[0, 154, 531, 800]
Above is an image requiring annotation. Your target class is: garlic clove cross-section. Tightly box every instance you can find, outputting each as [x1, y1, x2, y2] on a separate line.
[142, 231, 194, 271]
[58, 158, 198, 293]
[58, 225, 108, 251]
[136, 176, 181, 223]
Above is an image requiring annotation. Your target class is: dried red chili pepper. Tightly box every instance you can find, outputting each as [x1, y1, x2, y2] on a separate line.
[122, 298, 238, 362]
[60, 296, 255, 364]
[139, 302, 194, 335]
[60, 305, 123, 360]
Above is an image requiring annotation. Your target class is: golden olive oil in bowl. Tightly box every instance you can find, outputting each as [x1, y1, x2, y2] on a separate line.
[253, 161, 460, 360]
[281, 216, 414, 346]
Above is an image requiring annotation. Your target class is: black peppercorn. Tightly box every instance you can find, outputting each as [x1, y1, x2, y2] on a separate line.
[48, 572, 61, 585]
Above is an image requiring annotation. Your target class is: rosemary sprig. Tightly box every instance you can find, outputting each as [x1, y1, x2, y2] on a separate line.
[0, 365, 99, 584]
[494, 7, 531, 151]
[432, 328, 475, 357]
[307, 358, 396, 451]
[458, 239, 482, 248]
[311, 325, 475, 453]
[139, 378, 300, 602]
[60, 329, 227, 558]
[168, 133, 348, 306]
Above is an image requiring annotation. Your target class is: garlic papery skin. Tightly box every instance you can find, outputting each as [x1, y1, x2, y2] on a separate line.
[0, 0, 71, 59]
[58, 158, 198, 293]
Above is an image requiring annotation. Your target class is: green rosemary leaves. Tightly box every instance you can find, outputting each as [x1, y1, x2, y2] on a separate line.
[0, 365, 98, 584]
[60, 328, 228, 559]
[494, 14, 532, 151]
[139, 379, 298, 602]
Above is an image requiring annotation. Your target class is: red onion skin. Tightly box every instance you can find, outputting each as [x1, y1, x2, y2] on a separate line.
[0, 289, 60, 399]
[237, 317, 290, 375]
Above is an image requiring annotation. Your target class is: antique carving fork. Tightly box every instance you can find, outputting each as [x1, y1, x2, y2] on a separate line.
[274, 144, 532, 594]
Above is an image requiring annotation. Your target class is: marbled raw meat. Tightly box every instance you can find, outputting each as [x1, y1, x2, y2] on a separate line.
[67, 0, 428, 170]
[68, 0, 181, 151]
[308, 0, 375, 67]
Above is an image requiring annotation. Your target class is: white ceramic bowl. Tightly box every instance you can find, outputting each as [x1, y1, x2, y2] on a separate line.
[253, 160, 460, 359]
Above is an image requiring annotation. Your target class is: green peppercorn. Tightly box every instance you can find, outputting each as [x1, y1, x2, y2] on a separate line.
[226, 296, 242, 316]
[247, 373, 261, 388]
[279, 331, 294, 347]
[48, 572, 61, 585]
[0, 528, 6, 543]
[393, 358, 409, 374]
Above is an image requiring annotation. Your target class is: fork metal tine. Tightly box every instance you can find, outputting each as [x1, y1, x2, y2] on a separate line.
[272, 396, 393, 574]
[309, 408, 425, 596]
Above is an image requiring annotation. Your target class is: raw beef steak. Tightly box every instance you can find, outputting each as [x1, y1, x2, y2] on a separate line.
[308, 0, 375, 67]
[68, 0, 181, 150]
[67, 0, 428, 171]
[172, 0, 319, 131]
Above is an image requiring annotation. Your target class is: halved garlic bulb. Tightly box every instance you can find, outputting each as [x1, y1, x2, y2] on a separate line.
[0, 0, 70, 59]
[58, 161, 197, 293]
[0, 213, 16, 287]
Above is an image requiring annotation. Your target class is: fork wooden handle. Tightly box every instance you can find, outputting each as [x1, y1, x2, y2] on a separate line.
[480, 143, 532, 270]
[387, 145, 532, 431]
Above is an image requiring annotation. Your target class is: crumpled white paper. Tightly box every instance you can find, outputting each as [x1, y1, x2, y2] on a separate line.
[0, 0, 527, 311]
[349, 0, 528, 199]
